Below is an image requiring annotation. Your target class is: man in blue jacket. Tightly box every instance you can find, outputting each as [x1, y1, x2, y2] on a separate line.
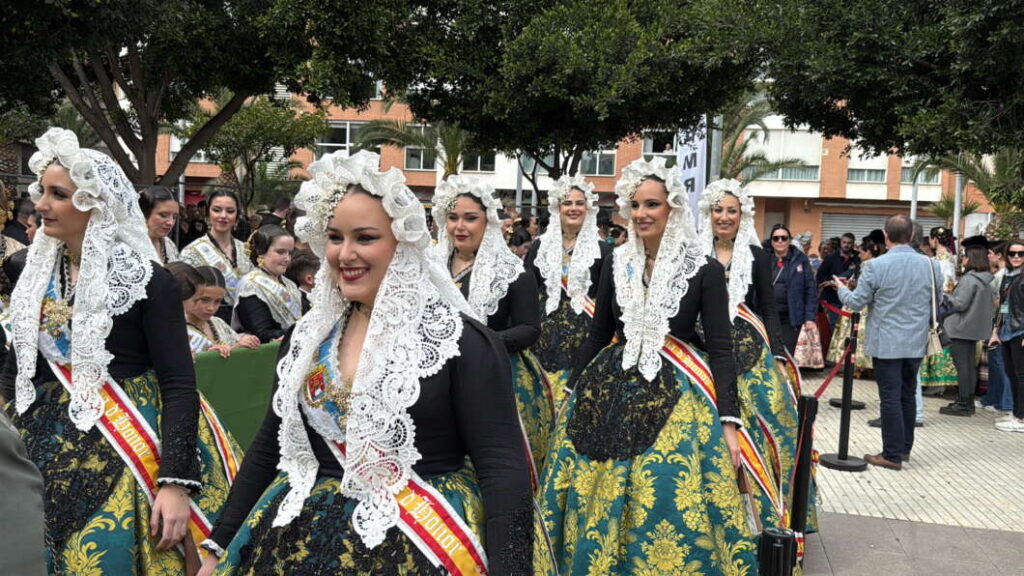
[818, 232, 859, 326]
[835, 214, 940, 471]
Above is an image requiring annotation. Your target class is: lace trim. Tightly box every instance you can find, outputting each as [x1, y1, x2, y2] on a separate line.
[199, 539, 226, 558]
[720, 416, 744, 427]
[238, 268, 303, 329]
[157, 477, 204, 492]
[697, 179, 759, 321]
[12, 133, 157, 430]
[536, 175, 601, 316]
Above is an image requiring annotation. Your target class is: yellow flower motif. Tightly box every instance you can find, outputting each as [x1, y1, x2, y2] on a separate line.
[639, 519, 688, 572]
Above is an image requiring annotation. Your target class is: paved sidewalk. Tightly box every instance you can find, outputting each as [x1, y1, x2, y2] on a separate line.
[798, 370, 1024, 575]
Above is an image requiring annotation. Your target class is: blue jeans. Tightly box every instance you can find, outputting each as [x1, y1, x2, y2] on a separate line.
[873, 357, 923, 463]
[982, 346, 1014, 411]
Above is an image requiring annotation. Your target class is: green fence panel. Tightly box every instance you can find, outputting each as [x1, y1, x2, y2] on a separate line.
[195, 342, 280, 451]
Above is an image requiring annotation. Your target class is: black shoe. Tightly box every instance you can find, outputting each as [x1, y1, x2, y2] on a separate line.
[939, 403, 975, 417]
[915, 421, 924, 427]
[868, 418, 881, 428]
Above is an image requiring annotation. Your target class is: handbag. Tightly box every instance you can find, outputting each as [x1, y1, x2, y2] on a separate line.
[795, 322, 825, 369]
[926, 258, 951, 357]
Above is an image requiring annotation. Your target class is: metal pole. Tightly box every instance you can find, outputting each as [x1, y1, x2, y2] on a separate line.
[910, 171, 920, 220]
[953, 166, 964, 251]
[819, 311, 868, 472]
[515, 154, 524, 214]
[708, 115, 724, 181]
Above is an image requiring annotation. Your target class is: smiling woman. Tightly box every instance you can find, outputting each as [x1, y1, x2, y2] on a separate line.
[139, 186, 180, 264]
[181, 190, 253, 323]
[235, 225, 301, 343]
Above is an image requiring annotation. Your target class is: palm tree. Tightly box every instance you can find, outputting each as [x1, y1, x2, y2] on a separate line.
[926, 191, 980, 226]
[719, 95, 805, 182]
[353, 119, 468, 179]
[910, 150, 1024, 239]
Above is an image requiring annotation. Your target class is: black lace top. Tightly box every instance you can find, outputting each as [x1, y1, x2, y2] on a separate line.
[207, 317, 533, 575]
[0, 263, 202, 488]
[571, 255, 741, 420]
[457, 268, 541, 353]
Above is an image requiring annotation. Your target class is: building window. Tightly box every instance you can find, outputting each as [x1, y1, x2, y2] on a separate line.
[463, 151, 496, 172]
[847, 168, 886, 183]
[900, 167, 940, 184]
[404, 125, 437, 171]
[642, 132, 678, 168]
[746, 165, 820, 181]
[314, 121, 368, 159]
[169, 128, 211, 163]
[580, 148, 616, 176]
[520, 153, 556, 174]
[372, 80, 385, 100]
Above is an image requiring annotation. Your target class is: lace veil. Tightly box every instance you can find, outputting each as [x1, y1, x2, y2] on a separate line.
[613, 157, 706, 382]
[431, 175, 524, 321]
[697, 178, 760, 322]
[535, 175, 601, 315]
[272, 150, 474, 548]
[10, 128, 156, 430]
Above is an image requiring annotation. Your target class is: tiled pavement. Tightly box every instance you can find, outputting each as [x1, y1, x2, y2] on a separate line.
[798, 370, 1024, 575]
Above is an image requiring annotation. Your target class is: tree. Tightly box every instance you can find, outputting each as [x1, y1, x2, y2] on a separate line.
[353, 119, 468, 179]
[0, 0, 417, 186]
[383, 0, 761, 180]
[183, 96, 327, 204]
[764, 0, 1024, 158]
[926, 192, 980, 227]
[719, 95, 805, 183]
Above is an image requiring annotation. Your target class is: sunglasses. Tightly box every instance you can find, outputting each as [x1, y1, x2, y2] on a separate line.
[1008, 250, 1024, 258]
[771, 235, 790, 242]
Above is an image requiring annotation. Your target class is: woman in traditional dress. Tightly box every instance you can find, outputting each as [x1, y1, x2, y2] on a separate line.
[539, 158, 757, 575]
[0, 128, 241, 575]
[920, 226, 959, 391]
[525, 175, 610, 396]
[697, 178, 800, 535]
[197, 150, 549, 576]
[140, 186, 181, 265]
[181, 190, 252, 323]
[826, 234, 884, 375]
[235, 225, 302, 343]
[431, 176, 550, 475]
[167, 262, 259, 357]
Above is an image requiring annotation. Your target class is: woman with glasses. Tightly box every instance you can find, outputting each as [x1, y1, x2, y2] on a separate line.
[990, 241, 1024, 432]
[767, 224, 817, 356]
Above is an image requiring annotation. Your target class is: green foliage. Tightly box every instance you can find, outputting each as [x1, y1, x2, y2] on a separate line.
[353, 119, 468, 179]
[719, 94, 805, 182]
[765, 0, 1024, 158]
[389, 0, 761, 178]
[927, 191, 980, 226]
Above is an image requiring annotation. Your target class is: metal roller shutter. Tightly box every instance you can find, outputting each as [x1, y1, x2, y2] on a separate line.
[821, 213, 944, 242]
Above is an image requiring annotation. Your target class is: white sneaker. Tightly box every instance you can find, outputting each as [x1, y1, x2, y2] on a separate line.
[975, 400, 985, 408]
[984, 405, 1001, 413]
[994, 418, 1024, 432]
[997, 414, 1016, 423]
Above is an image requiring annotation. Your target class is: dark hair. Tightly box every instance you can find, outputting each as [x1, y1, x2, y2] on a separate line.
[285, 248, 320, 286]
[272, 196, 291, 212]
[911, 221, 925, 246]
[31, 212, 42, 227]
[771, 223, 792, 238]
[165, 261, 205, 300]
[139, 187, 178, 218]
[859, 235, 883, 258]
[15, 197, 34, 218]
[195, 265, 227, 289]
[1004, 241, 1024, 272]
[884, 214, 913, 244]
[454, 193, 485, 211]
[841, 232, 856, 241]
[247, 225, 293, 267]
[962, 245, 988, 273]
[205, 189, 242, 216]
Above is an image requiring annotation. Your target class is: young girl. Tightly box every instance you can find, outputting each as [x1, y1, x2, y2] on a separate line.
[169, 263, 259, 357]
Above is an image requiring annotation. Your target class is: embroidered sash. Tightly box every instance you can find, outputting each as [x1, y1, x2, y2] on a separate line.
[660, 334, 786, 527]
[191, 238, 243, 304]
[735, 302, 800, 402]
[187, 325, 215, 355]
[241, 270, 302, 329]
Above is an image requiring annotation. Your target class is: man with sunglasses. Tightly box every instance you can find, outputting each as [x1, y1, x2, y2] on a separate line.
[817, 231, 860, 327]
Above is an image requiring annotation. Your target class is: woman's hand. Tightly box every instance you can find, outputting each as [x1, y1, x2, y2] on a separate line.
[197, 554, 220, 576]
[804, 321, 816, 330]
[236, 334, 260, 349]
[151, 484, 191, 551]
[722, 423, 742, 470]
[209, 344, 232, 359]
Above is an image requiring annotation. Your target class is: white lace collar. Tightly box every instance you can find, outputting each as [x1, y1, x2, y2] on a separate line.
[272, 151, 474, 549]
[697, 179, 760, 322]
[432, 175, 523, 321]
[10, 128, 156, 431]
[613, 157, 706, 382]
[535, 175, 601, 315]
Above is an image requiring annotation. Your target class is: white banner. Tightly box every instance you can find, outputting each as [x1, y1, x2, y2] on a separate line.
[676, 118, 707, 226]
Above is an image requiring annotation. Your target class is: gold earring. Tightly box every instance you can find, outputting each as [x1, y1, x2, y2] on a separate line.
[257, 254, 266, 268]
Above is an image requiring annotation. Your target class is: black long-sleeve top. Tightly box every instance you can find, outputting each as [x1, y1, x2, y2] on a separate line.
[742, 245, 787, 358]
[458, 267, 541, 353]
[571, 255, 740, 420]
[0, 263, 201, 487]
[208, 317, 532, 575]
[524, 238, 612, 305]
[235, 295, 285, 343]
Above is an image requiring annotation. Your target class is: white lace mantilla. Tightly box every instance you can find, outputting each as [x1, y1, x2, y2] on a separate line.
[273, 150, 475, 549]
[536, 175, 601, 315]
[11, 128, 157, 430]
[432, 175, 523, 321]
[697, 179, 760, 322]
[613, 157, 706, 382]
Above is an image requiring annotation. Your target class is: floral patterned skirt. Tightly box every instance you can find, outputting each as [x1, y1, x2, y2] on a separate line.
[533, 295, 593, 398]
[10, 372, 240, 576]
[539, 343, 758, 576]
[512, 350, 558, 476]
[826, 309, 873, 371]
[919, 346, 958, 388]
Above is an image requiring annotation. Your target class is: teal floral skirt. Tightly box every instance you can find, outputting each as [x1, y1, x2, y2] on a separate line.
[919, 347, 958, 387]
[512, 350, 557, 477]
[533, 294, 593, 399]
[10, 372, 240, 576]
[539, 343, 758, 575]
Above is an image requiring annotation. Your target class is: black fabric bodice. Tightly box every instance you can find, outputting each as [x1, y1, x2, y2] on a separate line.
[236, 295, 285, 343]
[456, 266, 541, 353]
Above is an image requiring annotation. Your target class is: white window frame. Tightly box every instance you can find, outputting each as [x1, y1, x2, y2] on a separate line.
[462, 150, 497, 173]
[314, 121, 368, 159]
[847, 168, 887, 183]
[900, 166, 940, 185]
[580, 147, 616, 177]
[404, 124, 438, 172]
[641, 131, 678, 168]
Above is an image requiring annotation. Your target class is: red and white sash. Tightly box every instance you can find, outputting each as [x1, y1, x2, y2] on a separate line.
[326, 442, 489, 576]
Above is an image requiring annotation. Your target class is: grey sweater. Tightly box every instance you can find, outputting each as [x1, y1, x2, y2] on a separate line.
[944, 270, 995, 340]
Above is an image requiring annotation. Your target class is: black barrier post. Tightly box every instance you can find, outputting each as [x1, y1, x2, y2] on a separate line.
[829, 310, 866, 410]
[789, 394, 818, 548]
[758, 527, 797, 576]
[820, 311, 867, 471]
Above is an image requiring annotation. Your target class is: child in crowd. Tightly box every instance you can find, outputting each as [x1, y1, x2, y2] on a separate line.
[284, 248, 319, 314]
[167, 262, 260, 357]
